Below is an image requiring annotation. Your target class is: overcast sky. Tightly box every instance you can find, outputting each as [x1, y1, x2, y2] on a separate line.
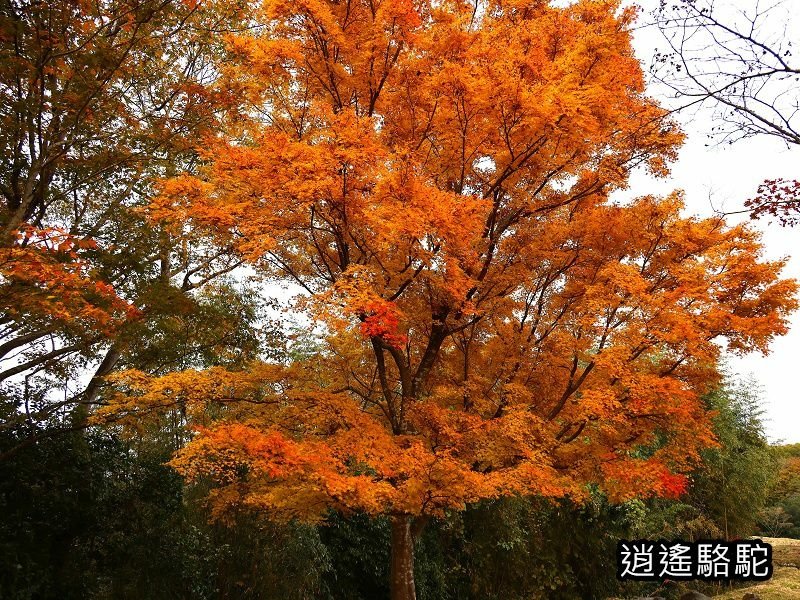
[624, 0, 800, 443]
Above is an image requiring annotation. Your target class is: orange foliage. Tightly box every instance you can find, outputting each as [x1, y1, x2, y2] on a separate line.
[1, 227, 137, 336]
[102, 0, 796, 530]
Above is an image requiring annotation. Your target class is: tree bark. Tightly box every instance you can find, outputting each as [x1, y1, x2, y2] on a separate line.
[70, 343, 122, 427]
[82, 344, 121, 407]
[390, 514, 416, 600]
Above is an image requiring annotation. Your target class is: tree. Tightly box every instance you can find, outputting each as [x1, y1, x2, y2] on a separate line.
[99, 1, 797, 598]
[653, 0, 800, 145]
[0, 424, 334, 600]
[761, 444, 800, 538]
[686, 377, 776, 539]
[0, 0, 262, 458]
[758, 505, 794, 536]
[652, 0, 800, 223]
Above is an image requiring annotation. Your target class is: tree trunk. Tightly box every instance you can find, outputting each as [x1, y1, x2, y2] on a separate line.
[390, 514, 416, 600]
[71, 344, 121, 428]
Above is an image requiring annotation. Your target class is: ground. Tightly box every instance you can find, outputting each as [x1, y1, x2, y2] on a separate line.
[713, 538, 800, 600]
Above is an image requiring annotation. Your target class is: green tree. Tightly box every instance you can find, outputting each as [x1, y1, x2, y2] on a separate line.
[761, 443, 800, 538]
[689, 377, 777, 539]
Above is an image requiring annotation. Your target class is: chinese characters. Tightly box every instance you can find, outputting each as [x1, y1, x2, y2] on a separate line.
[617, 540, 772, 582]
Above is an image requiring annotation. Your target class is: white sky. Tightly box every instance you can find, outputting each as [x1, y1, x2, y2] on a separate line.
[624, 0, 800, 443]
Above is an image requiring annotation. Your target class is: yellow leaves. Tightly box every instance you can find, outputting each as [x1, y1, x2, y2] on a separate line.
[94, 362, 285, 429]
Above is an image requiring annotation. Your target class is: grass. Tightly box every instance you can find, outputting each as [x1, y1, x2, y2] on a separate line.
[713, 538, 800, 600]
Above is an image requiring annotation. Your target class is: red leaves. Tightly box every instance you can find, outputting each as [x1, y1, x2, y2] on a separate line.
[358, 299, 408, 348]
[745, 178, 800, 226]
[602, 458, 690, 502]
[658, 471, 689, 500]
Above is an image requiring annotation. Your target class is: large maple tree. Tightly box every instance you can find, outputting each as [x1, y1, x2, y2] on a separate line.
[100, 1, 797, 598]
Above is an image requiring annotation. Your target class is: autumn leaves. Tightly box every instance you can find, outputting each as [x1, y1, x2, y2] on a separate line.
[78, 2, 800, 598]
